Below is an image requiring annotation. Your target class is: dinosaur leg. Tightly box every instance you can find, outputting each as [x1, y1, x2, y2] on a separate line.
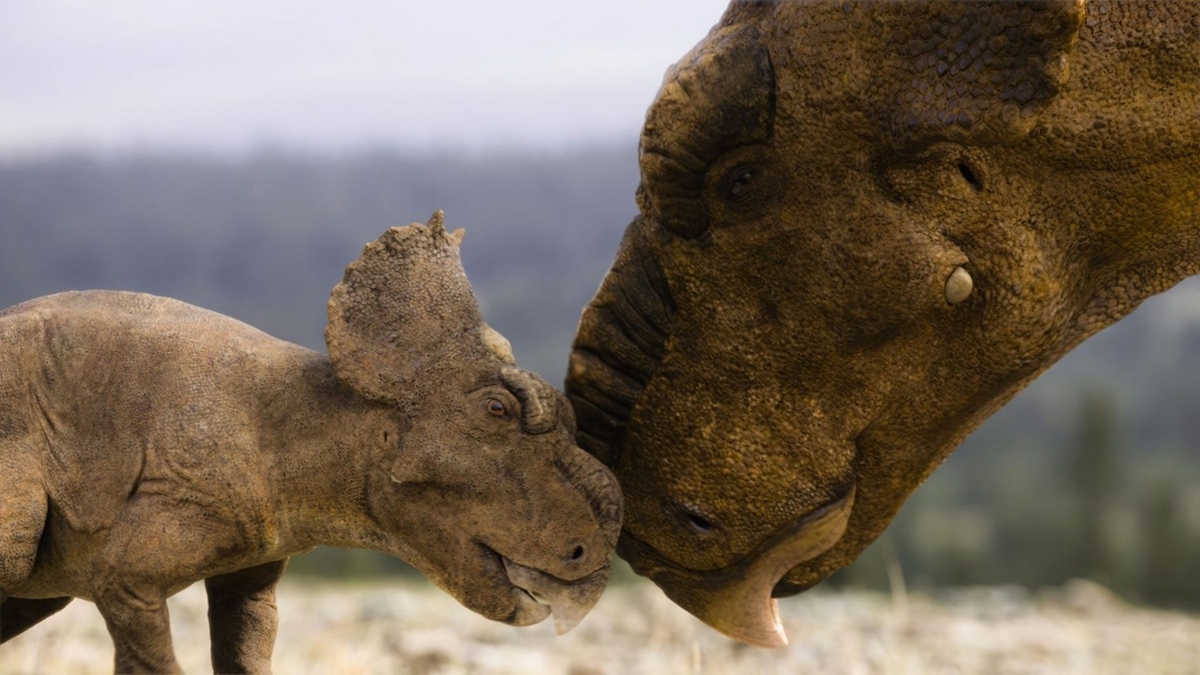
[0, 475, 60, 644]
[205, 558, 287, 675]
[0, 466, 47, 598]
[91, 495, 244, 674]
[0, 596, 73, 644]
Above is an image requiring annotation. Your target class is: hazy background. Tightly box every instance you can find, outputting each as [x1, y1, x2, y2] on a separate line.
[2, 0, 1198, 611]
[1, 0, 728, 154]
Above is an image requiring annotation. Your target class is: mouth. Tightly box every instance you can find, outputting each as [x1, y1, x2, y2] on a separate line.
[480, 545, 610, 635]
[619, 483, 856, 579]
[615, 486, 856, 647]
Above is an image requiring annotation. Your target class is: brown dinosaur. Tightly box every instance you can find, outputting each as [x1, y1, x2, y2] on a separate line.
[567, 0, 1199, 646]
[0, 213, 622, 673]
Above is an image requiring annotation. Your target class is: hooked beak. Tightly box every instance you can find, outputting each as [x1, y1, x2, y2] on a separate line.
[502, 558, 610, 635]
[627, 486, 856, 648]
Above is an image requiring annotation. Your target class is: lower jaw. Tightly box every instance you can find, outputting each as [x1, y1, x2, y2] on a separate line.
[615, 528, 734, 585]
[506, 587, 553, 626]
[616, 486, 857, 594]
[475, 543, 543, 624]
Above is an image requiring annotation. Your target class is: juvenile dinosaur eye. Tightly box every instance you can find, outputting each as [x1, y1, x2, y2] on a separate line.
[485, 398, 507, 416]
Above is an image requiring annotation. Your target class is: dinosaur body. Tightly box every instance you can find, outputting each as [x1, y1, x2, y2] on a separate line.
[2, 216, 622, 672]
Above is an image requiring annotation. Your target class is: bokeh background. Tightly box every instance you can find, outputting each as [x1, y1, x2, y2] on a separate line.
[3, 1, 1199, 669]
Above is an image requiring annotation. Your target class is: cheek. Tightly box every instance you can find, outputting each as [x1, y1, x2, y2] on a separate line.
[807, 221, 963, 347]
[617, 350, 860, 561]
[967, 253, 1075, 375]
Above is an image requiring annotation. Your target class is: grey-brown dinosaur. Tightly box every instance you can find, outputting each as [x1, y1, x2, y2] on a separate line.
[567, 0, 1199, 646]
[0, 213, 622, 673]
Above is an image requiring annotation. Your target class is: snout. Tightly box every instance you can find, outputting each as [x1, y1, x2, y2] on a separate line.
[477, 531, 612, 634]
[473, 445, 621, 632]
[619, 486, 856, 647]
[548, 445, 624, 577]
[503, 525, 610, 584]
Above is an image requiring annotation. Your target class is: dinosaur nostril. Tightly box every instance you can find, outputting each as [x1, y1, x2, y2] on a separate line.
[678, 505, 717, 535]
[570, 545, 585, 562]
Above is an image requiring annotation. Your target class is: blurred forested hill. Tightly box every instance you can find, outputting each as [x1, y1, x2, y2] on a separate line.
[2, 148, 1197, 608]
[0, 148, 637, 383]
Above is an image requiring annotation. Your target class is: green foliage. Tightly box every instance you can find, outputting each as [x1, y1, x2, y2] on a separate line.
[2, 149, 1198, 607]
[838, 382, 1200, 610]
[1067, 389, 1121, 583]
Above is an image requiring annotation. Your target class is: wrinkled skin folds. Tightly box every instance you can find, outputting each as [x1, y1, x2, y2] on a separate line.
[1, 213, 622, 672]
[567, 0, 1199, 646]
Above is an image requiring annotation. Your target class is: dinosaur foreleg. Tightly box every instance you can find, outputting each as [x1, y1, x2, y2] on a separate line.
[93, 573, 180, 673]
[0, 458, 47, 599]
[205, 558, 287, 675]
[91, 494, 244, 674]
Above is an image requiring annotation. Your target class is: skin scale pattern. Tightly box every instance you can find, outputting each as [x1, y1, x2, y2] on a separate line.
[0, 213, 622, 673]
[567, 0, 1199, 646]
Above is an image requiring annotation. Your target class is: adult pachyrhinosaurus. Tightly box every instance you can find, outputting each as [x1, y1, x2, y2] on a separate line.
[567, 0, 1199, 646]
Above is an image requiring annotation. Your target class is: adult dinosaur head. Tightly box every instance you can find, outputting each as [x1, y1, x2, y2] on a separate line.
[567, 0, 1199, 646]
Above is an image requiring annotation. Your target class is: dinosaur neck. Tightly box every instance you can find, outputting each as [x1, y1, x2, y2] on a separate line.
[1046, 0, 1200, 306]
[258, 350, 397, 558]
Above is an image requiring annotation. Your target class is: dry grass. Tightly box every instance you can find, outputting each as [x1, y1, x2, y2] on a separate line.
[4, 578, 1198, 674]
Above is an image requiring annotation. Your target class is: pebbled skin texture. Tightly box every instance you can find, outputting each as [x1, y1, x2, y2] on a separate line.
[567, 0, 1198, 634]
[0, 214, 622, 672]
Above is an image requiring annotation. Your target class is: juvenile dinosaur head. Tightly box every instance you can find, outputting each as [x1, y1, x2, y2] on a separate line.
[568, 0, 1199, 646]
[327, 212, 622, 633]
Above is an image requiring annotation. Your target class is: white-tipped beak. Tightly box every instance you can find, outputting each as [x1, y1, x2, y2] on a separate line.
[652, 487, 855, 648]
[503, 558, 610, 635]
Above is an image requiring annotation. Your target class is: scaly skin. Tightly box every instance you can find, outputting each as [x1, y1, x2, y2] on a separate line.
[1, 215, 621, 672]
[567, 0, 1198, 645]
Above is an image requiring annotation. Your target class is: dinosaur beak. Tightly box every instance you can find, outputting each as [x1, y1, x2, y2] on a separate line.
[503, 558, 610, 635]
[646, 487, 855, 647]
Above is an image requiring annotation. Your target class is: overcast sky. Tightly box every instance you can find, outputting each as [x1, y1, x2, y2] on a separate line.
[0, 1, 730, 156]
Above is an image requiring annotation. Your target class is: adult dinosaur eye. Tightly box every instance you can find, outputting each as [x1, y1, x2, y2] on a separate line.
[485, 398, 507, 417]
[724, 165, 756, 202]
[957, 161, 983, 192]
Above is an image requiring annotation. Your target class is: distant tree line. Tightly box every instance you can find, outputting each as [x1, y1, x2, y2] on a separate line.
[2, 150, 1198, 608]
[835, 387, 1200, 610]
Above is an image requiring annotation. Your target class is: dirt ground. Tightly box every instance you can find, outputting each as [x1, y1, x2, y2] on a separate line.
[3, 578, 1198, 674]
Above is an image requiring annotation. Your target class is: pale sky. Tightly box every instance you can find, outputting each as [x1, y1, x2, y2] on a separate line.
[0, 1, 730, 156]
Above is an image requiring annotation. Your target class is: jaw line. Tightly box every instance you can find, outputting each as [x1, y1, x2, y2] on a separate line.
[500, 557, 610, 635]
[618, 486, 855, 647]
[616, 422, 869, 577]
[479, 543, 609, 633]
[618, 479, 858, 585]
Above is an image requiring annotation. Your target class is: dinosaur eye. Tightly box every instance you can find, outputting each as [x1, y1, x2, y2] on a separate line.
[724, 165, 756, 202]
[485, 398, 507, 417]
[957, 162, 983, 192]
